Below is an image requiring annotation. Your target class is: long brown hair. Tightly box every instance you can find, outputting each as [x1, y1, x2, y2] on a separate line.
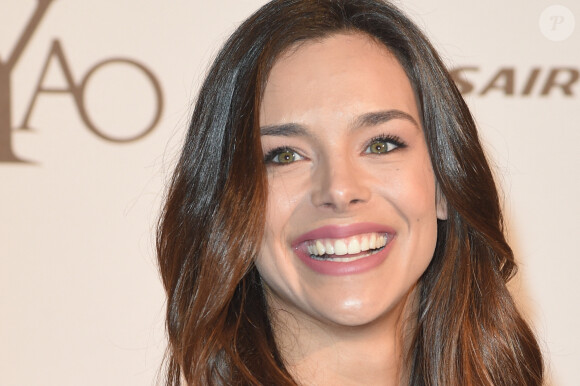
[157, 0, 544, 384]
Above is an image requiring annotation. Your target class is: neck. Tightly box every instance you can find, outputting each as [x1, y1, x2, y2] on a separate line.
[268, 288, 418, 386]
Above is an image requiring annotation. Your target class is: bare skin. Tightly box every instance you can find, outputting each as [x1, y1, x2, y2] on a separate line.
[257, 32, 446, 385]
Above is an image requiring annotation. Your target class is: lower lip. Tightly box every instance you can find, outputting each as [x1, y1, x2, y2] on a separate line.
[294, 239, 394, 276]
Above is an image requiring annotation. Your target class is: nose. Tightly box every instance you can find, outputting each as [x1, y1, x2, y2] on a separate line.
[310, 155, 371, 212]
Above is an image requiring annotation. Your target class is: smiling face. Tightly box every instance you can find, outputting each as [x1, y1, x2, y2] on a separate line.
[256, 33, 446, 329]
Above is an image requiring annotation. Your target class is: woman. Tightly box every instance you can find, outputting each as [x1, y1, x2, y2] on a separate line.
[157, 0, 544, 384]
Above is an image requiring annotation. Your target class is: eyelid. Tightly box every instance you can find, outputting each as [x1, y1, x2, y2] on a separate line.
[363, 134, 407, 154]
[263, 146, 305, 165]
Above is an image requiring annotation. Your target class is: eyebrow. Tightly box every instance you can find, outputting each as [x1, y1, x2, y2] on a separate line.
[260, 109, 420, 137]
[260, 122, 308, 137]
[352, 110, 420, 131]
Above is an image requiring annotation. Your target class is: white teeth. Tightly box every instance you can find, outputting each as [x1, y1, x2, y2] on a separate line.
[334, 240, 348, 256]
[305, 232, 389, 257]
[316, 240, 325, 255]
[325, 253, 372, 262]
[369, 233, 377, 249]
[347, 239, 361, 254]
[324, 240, 335, 254]
[378, 235, 386, 248]
[360, 236, 369, 252]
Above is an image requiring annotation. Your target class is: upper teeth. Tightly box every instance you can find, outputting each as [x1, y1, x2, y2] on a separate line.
[306, 233, 388, 256]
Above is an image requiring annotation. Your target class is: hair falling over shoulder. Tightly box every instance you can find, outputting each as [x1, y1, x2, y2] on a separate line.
[156, 0, 544, 384]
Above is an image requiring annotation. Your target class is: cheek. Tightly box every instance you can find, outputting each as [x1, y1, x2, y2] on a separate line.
[381, 159, 439, 274]
[258, 171, 307, 282]
[263, 169, 311, 233]
[380, 162, 438, 220]
[256, 221, 304, 313]
[403, 163, 439, 246]
[267, 169, 304, 207]
[405, 170, 439, 275]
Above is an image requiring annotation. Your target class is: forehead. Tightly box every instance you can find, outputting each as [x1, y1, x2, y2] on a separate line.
[259, 32, 419, 126]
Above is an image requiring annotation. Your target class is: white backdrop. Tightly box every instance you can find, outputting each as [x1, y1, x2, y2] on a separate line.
[1, 1, 578, 385]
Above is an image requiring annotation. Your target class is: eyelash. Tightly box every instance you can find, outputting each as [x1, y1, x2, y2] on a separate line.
[365, 134, 407, 154]
[263, 134, 407, 165]
[263, 146, 303, 165]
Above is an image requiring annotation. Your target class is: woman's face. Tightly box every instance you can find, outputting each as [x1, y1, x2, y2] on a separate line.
[257, 33, 446, 329]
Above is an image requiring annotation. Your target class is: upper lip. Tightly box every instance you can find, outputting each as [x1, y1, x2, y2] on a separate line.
[291, 222, 396, 248]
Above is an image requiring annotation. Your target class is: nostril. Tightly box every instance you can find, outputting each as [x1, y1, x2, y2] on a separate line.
[310, 165, 371, 211]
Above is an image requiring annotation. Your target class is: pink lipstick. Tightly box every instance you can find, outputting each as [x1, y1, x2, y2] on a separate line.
[292, 222, 396, 276]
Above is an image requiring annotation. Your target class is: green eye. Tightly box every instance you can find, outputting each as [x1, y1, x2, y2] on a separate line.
[264, 147, 304, 165]
[370, 141, 388, 154]
[365, 136, 403, 154]
[368, 140, 394, 154]
[275, 150, 297, 163]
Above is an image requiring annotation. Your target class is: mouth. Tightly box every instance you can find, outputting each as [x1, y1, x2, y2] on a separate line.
[304, 232, 389, 262]
[291, 223, 395, 275]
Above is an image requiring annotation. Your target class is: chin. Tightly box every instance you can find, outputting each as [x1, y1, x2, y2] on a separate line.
[311, 292, 408, 329]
